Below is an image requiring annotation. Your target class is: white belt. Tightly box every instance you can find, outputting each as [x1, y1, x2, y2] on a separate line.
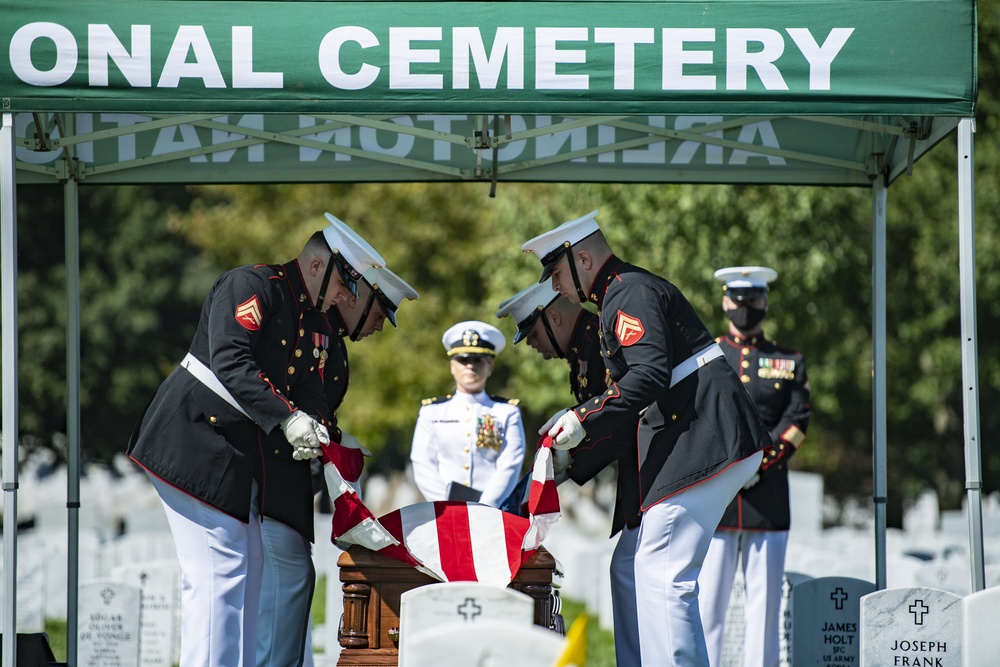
[669, 343, 724, 388]
[181, 352, 250, 419]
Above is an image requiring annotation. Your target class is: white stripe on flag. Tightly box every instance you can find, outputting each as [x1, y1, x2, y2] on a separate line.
[399, 502, 444, 579]
[467, 505, 514, 587]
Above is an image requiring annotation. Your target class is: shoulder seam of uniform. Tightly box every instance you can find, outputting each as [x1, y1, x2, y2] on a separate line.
[489, 394, 519, 406]
[421, 395, 452, 406]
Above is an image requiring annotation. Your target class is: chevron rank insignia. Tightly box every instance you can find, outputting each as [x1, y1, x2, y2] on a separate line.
[615, 310, 644, 346]
[235, 295, 263, 331]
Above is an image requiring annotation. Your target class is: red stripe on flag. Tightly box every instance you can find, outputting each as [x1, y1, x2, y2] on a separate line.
[530, 479, 561, 516]
[378, 509, 404, 542]
[501, 511, 531, 574]
[434, 502, 477, 581]
[330, 492, 377, 541]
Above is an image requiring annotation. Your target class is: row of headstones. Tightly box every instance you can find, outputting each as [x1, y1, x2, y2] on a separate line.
[717, 573, 999, 667]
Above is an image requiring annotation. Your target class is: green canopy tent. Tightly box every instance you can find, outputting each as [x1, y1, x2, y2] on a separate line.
[1, 1, 979, 663]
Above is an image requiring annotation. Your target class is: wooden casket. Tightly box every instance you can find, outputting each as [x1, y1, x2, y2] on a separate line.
[335, 546, 559, 667]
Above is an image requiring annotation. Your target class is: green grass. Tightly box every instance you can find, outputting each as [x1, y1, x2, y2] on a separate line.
[44, 619, 67, 662]
[559, 597, 617, 667]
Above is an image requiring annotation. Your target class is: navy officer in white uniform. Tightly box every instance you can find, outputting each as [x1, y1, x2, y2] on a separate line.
[409, 321, 526, 507]
[521, 212, 771, 666]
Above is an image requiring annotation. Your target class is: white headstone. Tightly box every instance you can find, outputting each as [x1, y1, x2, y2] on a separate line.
[719, 569, 746, 667]
[914, 560, 973, 596]
[0, 557, 46, 632]
[789, 471, 824, 538]
[404, 619, 565, 667]
[779, 571, 814, 667]
[792, 576, 875, 666]
[111, 561, 180, 667]
[78, 579, 141, 667]
[961, 586, 1000, 667]
[860, 587, 962, 667]
[398, 582, 534, 667]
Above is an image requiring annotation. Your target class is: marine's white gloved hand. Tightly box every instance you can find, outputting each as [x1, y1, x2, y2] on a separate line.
[548, 411, 586, 450]
[551, 448, 572, 476]
[743, 471, 761, 490]
[281, 411, 329, 460]
[538, 409, 569, 436]
[339, 431, 372, 457]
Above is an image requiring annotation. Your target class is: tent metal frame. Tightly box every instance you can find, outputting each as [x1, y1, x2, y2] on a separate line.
[1, 111, 984, 667]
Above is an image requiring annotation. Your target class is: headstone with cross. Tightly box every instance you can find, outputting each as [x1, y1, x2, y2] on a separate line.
[962, 585, 1000, 667]
[78, 578, 141, 667]
[790, 576, 875, 666]
[111, 561, 181, 667]
[860, 587, 962, 667]
[397, 582, 534, 667]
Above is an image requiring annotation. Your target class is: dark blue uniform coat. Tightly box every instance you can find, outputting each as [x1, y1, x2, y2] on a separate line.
[128, 261, 334, 538]
[573, 257, 772, 535]
[717, 333, 810, 531]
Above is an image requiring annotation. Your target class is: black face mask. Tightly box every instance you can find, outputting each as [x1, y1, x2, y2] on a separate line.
[726, 304, 766, 332]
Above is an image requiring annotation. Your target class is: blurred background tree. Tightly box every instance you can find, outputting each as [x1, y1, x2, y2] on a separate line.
[4, 4, 997, 527]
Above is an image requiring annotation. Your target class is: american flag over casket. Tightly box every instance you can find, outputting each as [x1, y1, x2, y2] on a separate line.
[322, 436, 560, 588]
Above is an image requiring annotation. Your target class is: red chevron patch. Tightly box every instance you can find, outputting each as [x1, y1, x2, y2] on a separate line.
[615, 310, 644, 346]
[235, 295, 262, 331]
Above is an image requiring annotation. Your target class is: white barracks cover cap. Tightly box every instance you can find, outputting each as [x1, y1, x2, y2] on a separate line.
[496, 279, 560, 343]
[520, 210, 601, 280]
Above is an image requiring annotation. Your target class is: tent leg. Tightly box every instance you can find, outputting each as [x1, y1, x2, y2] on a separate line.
[871, 175, 887, 591]
[1, 113, 21, 667]
[64, 153, 82, 665]
[956, 117, 985, 592]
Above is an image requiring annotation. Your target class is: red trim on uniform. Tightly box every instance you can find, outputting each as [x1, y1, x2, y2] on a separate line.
[640, 453, 762, 513]
[577, 382, 621, 423]
[128, 456, 251, 524]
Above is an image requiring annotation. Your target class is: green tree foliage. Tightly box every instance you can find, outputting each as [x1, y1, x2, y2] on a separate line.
[2, 184, 214, 463]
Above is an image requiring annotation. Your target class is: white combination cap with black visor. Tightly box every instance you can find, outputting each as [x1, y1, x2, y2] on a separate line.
[520, 210, 601, 302]
[496, 279, 561, 344]
[713, 266, 778, 301]
[319, 212, 386, 305]
[442, 321, 506, 361]
[361, 266, 419, 328]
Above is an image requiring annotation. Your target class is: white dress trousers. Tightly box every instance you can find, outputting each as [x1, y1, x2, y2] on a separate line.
[256, 519, 315, 667]
[699, 528, 790, 667]
[410, 390, 525, 507]
[612, 451, 762, 666]
[150, 472, 264, 667]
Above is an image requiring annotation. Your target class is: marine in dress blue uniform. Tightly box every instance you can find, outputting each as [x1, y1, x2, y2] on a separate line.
[496, 280, 615, 513]
[410, 321, 526, 507]
[522, 212, 772, 666]
[128, 214, 383, 667]
[255, 221, 417, 667]
[699, 266, 811, 667]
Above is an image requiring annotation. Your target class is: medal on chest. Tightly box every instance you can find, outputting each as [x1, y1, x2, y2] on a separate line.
[475, 414, 503, 452]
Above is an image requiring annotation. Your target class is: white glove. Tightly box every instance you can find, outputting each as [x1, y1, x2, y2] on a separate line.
[339, 431, 372, 457]
[281, 412, 329, 460]
[551, 448, 571, 476]
[743, 472, 761, 490]
[548, 411, 586, 450]
[539, 409, 569, 435]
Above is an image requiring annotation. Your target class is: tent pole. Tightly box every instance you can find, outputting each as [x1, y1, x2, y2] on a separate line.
[956, 117, 985, 592]
[1, 113, 20, 667]
[871, 175, 887, 591]
[64, 124, 82, 664]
